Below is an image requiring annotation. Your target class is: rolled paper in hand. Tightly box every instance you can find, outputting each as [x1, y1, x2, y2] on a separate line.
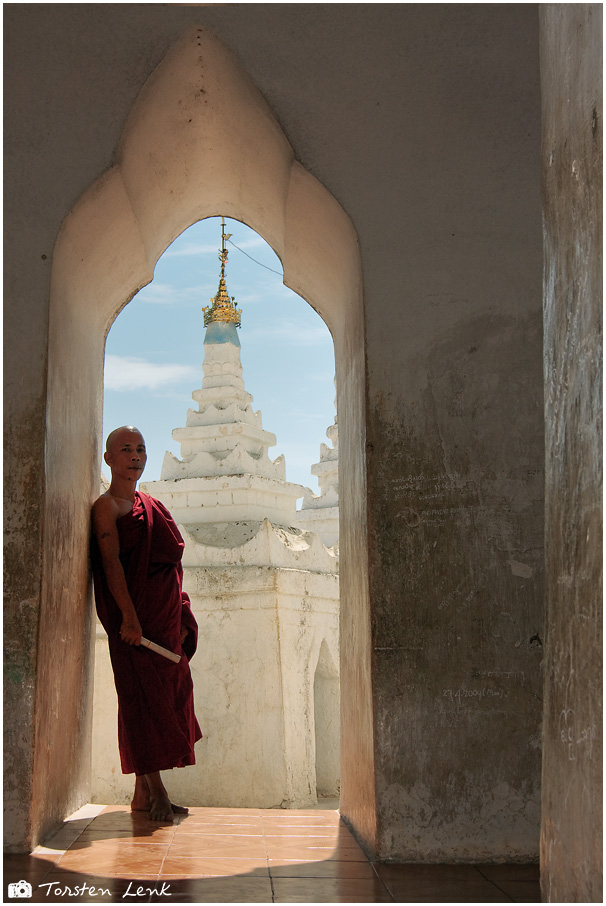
[140, 636, 181, 664]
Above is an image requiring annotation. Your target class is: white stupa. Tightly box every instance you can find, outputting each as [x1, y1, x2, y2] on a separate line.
[296, 393, 340, 551]
[153, 255, 305, 527]
[92, 222, 340, 809]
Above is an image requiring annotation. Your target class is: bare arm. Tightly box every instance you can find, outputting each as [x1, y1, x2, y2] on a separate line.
[92, 496, 142, 645]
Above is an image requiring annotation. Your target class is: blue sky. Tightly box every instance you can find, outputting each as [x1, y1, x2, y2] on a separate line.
[102, 217, 336, 494]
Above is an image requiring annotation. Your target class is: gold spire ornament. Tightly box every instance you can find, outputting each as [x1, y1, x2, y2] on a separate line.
[203, 218, 241, 328]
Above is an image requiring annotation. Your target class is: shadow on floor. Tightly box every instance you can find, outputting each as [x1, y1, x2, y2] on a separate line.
[3, 804, 540, 903]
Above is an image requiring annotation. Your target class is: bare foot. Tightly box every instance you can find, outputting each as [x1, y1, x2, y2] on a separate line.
[131, 771, 187, 819]
[149, 792, 175, 822]
[131, 800, 188, 815]
[170, 803, 188, 815]
[131, 776, 151, 811]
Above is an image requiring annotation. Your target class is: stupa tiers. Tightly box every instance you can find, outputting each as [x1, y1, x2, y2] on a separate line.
[153, 239, 304, 526]
[91, 223, 340, 809]
[296, 393, 339, 550]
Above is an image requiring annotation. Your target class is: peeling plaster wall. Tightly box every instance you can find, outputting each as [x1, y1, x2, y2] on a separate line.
[539, 5, 603, 901]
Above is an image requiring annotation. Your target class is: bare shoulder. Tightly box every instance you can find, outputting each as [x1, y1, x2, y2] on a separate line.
[92, 492, 118, 515]
[92, 493, 120, 531]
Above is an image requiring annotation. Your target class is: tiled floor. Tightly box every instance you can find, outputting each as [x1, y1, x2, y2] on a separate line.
[4, 804, 540, 903]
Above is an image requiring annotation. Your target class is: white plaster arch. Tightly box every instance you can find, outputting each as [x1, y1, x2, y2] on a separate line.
[37, 26, 376, 850]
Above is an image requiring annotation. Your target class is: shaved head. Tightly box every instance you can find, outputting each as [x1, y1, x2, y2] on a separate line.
[105, 426, 145, 453]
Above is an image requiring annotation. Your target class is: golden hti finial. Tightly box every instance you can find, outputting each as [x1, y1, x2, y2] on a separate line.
[202, 218, 241, 328]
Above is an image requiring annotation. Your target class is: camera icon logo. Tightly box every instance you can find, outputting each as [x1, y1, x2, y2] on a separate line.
[8, 880, 32, 898]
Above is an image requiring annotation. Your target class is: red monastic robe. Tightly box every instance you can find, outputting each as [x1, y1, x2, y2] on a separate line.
[92, 491, 202, 776]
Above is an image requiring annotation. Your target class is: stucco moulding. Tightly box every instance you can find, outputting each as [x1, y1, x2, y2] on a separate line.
[180, 517, 338, 571]
[159, 446, 287, 480]
[184, 402, 262, 428]
[301, 486, 339, 511]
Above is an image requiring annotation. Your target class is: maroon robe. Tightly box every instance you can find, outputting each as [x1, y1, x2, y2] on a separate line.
[91, 491, 202, 775]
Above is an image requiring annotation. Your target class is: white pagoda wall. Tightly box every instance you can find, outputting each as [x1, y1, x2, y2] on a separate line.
[91, 565, 338, 807]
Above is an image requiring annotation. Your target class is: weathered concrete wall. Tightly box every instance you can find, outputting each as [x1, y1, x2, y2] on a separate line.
[4, 4, 547, 863]
[539, 5, 603, 901]
[363, 9, 545, 859]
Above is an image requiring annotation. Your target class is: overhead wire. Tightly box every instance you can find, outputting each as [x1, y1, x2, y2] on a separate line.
[225, 236, 283, 277]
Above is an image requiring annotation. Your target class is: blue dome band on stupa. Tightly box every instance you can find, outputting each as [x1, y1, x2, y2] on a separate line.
[204, 320, 241, 346]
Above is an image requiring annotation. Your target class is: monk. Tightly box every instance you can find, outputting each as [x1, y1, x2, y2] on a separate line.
[91, 425, 202, 821]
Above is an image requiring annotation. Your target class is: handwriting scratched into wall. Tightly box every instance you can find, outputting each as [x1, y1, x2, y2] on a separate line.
[387, 474, 476, 501]
[442, 687, 508, 706]
[438, 581, 479, 612]
[559, 708, 596, 761]
[434, 697, 510, 728]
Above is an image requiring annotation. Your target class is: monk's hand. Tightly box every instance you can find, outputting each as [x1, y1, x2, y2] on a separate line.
[120, 615, 142, 646]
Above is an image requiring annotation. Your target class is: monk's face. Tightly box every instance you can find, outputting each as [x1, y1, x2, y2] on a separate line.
[104, 428, 147, 482]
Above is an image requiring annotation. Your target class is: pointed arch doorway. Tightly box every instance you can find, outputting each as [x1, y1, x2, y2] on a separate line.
[36, 27, 377, 853]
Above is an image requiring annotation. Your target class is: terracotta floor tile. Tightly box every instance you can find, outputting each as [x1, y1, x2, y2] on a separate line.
[23, 804, 544, 903]
[91, 805, 140, 816]
[384, 882, 503, 901]
[177, 821, 264, 832]
[148, 876, 273, 902]
[269, 859, 377, 879]
[266, 834, 360, 846]
[169, 838, 268, 860]
[66, 838, 172, 852]
[265, 848, 368, 865]
[265, 837, 368, 862]
[180, 810, 262, 822]
[391, 888, 511, 903]
[79, 816, 163, 834]
[5, 853, 39, 867]
[274, 893, 394, 903]
[14, 846, 65, 871]
[73, 827, 176, 844]
[185, 807, 262, 816]
[272, 877, 393, 902]
[373, 864, 482, 883]
[369, 864, 512, 902]
[175, 822, 263, 839]
[260, 810, 341, 825]
[4, 855, 49, 886]
[264, 826, 354, 840]
[489, 879, 541, 902]
[161, 854, 269, 876]
[162, 859, 269, 877]
[479, 863, 540, 881]
[55, 842, 168, 877]
[477, 863, 541, 902]
[38, 827, 91, 851]
[267, 809, 339, 817]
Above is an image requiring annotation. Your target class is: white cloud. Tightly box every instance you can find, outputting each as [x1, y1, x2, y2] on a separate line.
[134, 282, 202, 306]
[104, 354, 199, 391]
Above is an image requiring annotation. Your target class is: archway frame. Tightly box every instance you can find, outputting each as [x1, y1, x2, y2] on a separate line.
[33, 27, 376, 852]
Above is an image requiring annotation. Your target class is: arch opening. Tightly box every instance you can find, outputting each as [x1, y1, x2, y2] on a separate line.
[92, 215, 340, 809]
[37, 25, 376, 852]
